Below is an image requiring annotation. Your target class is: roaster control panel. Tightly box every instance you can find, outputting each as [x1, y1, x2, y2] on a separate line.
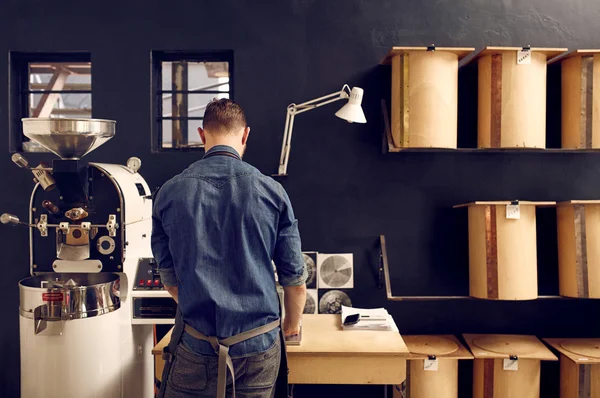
[133, 258, 164, 290]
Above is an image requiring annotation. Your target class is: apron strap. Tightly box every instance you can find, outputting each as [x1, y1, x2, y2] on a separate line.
[157, 309, 185, 397]
[184, 320, 281, 398]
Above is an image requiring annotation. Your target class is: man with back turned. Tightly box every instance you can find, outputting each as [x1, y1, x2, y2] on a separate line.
[151, 98, 307, 398]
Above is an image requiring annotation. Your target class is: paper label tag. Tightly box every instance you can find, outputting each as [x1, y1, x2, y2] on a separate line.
[424, 358, 438, 371]
[517, 49, 531, 64]
[42, 292, 63, 302]
[503, 358, 519, 371]
[506, 204, 520, 219]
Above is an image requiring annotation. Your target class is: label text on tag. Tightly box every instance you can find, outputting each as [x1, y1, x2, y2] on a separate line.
[424, 359, 439, 371]
[517, 50, 531, 65]
[503, 358, 519, 371]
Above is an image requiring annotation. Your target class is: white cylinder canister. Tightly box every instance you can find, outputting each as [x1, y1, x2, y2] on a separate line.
[19, 273, 122, 398]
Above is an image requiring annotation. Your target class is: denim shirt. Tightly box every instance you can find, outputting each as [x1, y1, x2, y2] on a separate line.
[151, 145, 307, 358]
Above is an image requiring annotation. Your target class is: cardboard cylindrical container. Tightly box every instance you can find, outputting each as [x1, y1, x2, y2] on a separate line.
[393, 335, 473, 398]
[468, 46, 566, 148]
[464, 334, 558, 398]
[550, 50, 600, 149]
[381, 46, 474, 150]
[544, 338, 600, 398]
[557, 201, 600, 298]
[454, 201, 555, 300]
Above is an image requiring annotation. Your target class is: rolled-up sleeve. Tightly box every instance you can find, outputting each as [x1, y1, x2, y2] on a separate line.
[273, 187, 307, 287]
[151, 192, 178, 287]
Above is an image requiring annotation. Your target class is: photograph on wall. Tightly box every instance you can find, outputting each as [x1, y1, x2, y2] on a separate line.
[317, 253, 353, 289]
[304, 289, 318, 314]
[302, 252, 318, 289]
[318, 290, 352, 314]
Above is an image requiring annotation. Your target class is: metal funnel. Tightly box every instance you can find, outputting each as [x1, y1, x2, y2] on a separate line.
[22, 118, 116, 159]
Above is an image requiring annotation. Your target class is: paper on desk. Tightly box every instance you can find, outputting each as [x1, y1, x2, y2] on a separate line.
[341, 306, 398, 331]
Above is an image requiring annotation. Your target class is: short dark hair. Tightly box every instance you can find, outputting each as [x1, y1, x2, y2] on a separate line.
[203, 98, 247, 135]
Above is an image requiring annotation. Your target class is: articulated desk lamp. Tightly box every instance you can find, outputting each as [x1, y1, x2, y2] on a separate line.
[275, 84, 367, 176]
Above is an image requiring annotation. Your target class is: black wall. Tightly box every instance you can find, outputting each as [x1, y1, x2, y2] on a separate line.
[2, 1, 600, 397]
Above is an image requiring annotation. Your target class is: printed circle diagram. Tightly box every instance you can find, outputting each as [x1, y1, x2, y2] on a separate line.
[319, 290, 352, 314]
[320, 255, 352, 288]
[303, 293, 316, 314]
[303, 254, 317, 287]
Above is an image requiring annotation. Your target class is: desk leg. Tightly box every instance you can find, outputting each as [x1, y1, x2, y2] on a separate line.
[384, 385, 388, 398]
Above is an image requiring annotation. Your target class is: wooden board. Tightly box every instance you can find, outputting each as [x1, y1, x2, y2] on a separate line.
[558, 355, 600, 398]
[404, 50, 458, 148]
[495, 204, 538, 300]
[558, 200, 600, 205]
[468, 206, 489, 299]
[409, 358, 458, 398]
[478, 51, 549, 148]
[287, 314, 408, 355]
[545, 338, 600, 363]
[561, 55, 584, 149]
[464, 334, 557, 361]
[560, 53, 600, 149]
[549, 49, 600, 65]
[460, 202, 546, 300]
[404, 335, 474, 360]
[454, 201, 556, 208]
[557, 205, 579, 298]
[381, 46, 475, 64]
[465, 46, 568, 63]
[557, 203, 600, 298]
[153, 314, 410, 385]
[585, 205, 600, 298]
[288, 355, 406, 385]
[473, 358, 542, 398]
[391, 55, 402, 147]
[387, 49, 461, 149]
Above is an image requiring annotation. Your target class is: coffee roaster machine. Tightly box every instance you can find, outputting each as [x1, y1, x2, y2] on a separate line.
[2, 118, 177, 398]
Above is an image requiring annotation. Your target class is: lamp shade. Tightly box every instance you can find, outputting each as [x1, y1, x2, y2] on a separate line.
[335, 87, 367, 123]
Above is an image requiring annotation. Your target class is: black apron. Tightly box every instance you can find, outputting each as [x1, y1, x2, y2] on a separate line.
[157, 149, 290, 398]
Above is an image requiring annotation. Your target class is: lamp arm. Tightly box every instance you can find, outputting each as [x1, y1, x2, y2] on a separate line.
[293, 95, 346, 115]
[292, 89, 348, 109]
[275, 87, 351, 176]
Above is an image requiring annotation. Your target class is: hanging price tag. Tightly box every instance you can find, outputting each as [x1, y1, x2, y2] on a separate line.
[503, 358, 519, 371]
[424, 358, 439, 371]
[517, 49, 531, 64]
[506, 203, 520, 219]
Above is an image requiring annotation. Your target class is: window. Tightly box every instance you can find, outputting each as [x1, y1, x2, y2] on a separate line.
[151, 50, 234, 152]
[9, 52, 92, 152]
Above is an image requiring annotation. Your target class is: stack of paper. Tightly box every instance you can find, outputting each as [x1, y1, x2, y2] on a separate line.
[341, 306, 398, 331]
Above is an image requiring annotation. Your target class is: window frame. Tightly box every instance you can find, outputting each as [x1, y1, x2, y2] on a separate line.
[150, 50, 235, 153]
[8, 51, 92, 153]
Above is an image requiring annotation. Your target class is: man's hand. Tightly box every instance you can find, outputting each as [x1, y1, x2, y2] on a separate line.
[283, 318, 301, 337]
[282, 284, 306, 337]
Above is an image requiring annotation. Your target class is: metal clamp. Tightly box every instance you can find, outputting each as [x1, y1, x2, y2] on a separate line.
[106, 214, 118, 237]
[81, 222, 91, 231]
[509, 355, 518, 360]
[37, 215, 48, 237]
[59, 222, 70, 234]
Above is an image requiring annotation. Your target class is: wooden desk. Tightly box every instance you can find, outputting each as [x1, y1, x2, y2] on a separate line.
[153, 314, 409, 385]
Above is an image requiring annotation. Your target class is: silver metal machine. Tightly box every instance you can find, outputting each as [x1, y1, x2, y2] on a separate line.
[3, 118, 176, 398]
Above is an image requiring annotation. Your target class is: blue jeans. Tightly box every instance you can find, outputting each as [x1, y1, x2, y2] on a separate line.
[163, 338, 281, 398]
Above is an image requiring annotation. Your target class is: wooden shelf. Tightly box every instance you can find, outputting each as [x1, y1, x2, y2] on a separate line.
[378, 235, 566, 301]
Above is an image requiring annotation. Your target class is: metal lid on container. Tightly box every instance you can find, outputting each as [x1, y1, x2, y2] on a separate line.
[22, 118, 115, 160]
